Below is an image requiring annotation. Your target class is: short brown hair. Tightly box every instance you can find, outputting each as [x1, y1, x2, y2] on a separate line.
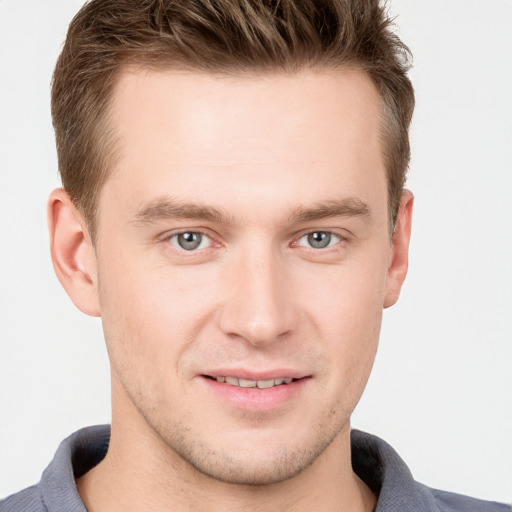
[52, 0, 414, 240]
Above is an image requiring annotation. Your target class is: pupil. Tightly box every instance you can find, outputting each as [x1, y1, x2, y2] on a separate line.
[308, 232, 330, 249]
[178, 232, 202, 250]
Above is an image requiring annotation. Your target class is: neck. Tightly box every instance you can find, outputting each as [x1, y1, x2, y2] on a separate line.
[77, 420, 375, 512]
[77, 382, 376, 512]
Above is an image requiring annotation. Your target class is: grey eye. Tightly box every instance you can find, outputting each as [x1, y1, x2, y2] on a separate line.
[176, 232, 203, 250]
[307, 231, 333, 249]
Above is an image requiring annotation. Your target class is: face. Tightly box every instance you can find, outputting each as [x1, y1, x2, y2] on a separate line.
[86, 68, 408, 484]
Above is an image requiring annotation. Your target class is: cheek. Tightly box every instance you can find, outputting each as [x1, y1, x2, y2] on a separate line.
[96, 253, 219, 373]
[298, 256, 386, 386]
[300, 251, 388, 330]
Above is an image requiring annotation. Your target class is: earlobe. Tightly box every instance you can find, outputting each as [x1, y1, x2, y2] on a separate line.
[48, 188, 101, 317]
[384, 190, 414, 309]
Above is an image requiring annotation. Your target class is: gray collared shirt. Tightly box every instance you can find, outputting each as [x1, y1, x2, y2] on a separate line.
[0, 425, 508, 511]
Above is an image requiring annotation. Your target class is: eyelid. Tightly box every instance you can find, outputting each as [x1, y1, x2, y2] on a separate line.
[172, 232, 210, 251]
[159, 228, 220, 250]
[157, 227, 348, 253]
[291, 229, 347, 248]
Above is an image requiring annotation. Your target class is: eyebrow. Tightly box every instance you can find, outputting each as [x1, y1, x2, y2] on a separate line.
[130, 196, 371, 226]
[288, 198, 371, 223]
[130, 198, 233, 225]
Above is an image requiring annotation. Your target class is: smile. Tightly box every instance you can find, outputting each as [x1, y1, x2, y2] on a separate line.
[201, 373, 309, 411]
[210, 376, 295, 388]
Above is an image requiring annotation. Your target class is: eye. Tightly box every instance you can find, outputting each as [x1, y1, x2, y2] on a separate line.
[169, 231, 211, 251]
[297, 231, 341, 249]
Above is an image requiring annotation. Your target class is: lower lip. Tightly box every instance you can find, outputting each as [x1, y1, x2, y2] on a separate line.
[200, 376, 310, 412]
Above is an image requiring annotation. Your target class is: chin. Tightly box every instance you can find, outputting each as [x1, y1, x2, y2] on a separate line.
[160, 423, 343, 486]
[180, 445, 322, 485]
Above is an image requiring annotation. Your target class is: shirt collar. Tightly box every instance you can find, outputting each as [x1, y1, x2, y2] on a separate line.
[351, 429, 438, 511]
[40, 425, 438, 511]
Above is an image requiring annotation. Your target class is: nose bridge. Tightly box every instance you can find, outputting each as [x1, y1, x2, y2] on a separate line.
[218, 240, 297, 345]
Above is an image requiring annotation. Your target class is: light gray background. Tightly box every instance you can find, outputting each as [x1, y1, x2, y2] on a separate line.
[0, 0, 511, 503]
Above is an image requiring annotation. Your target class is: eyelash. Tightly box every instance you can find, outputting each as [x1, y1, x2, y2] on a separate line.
[293, 231, 343, 250]
[165, 230, 217, 252]
[162, 229, 346, 254]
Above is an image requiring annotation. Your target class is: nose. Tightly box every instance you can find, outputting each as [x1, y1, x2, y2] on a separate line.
[217, 246, 298, 347]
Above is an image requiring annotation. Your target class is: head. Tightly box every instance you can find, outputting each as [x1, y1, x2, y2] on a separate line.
[52, 0, 414, 242]
[49, 0, 414, 488]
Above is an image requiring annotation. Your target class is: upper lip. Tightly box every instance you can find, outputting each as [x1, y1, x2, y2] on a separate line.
[201, 369, 309, 381]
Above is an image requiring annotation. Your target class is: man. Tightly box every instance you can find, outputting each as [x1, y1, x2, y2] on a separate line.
[0, 1, 508, 511]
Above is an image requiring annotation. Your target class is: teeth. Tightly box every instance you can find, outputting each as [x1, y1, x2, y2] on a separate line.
[238, 378, 257, 388]
[215, 376, 295, 388]
[257, 379, 275, 389]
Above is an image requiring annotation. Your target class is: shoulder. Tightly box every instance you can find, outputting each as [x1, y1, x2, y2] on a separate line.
[350, 430, 510, 512]
[426, 485, 510, 512]
[0, 485, 45, 512]
[0, 425, 109, 512]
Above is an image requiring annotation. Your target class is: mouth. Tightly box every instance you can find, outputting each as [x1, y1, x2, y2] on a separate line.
[200, 372, 310, 411]
[203, 375, 298, 389]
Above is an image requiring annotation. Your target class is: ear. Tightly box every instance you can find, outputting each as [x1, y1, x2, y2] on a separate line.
[48, 188, 101, 317]
[384, 190, 414, 308]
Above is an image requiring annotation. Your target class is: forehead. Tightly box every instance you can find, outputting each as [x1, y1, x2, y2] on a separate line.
[110, 66, 382, 159]
[102, 66, 386, 223]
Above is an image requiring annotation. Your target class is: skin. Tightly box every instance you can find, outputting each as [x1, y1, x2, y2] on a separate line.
[49, 67, 413, 512]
